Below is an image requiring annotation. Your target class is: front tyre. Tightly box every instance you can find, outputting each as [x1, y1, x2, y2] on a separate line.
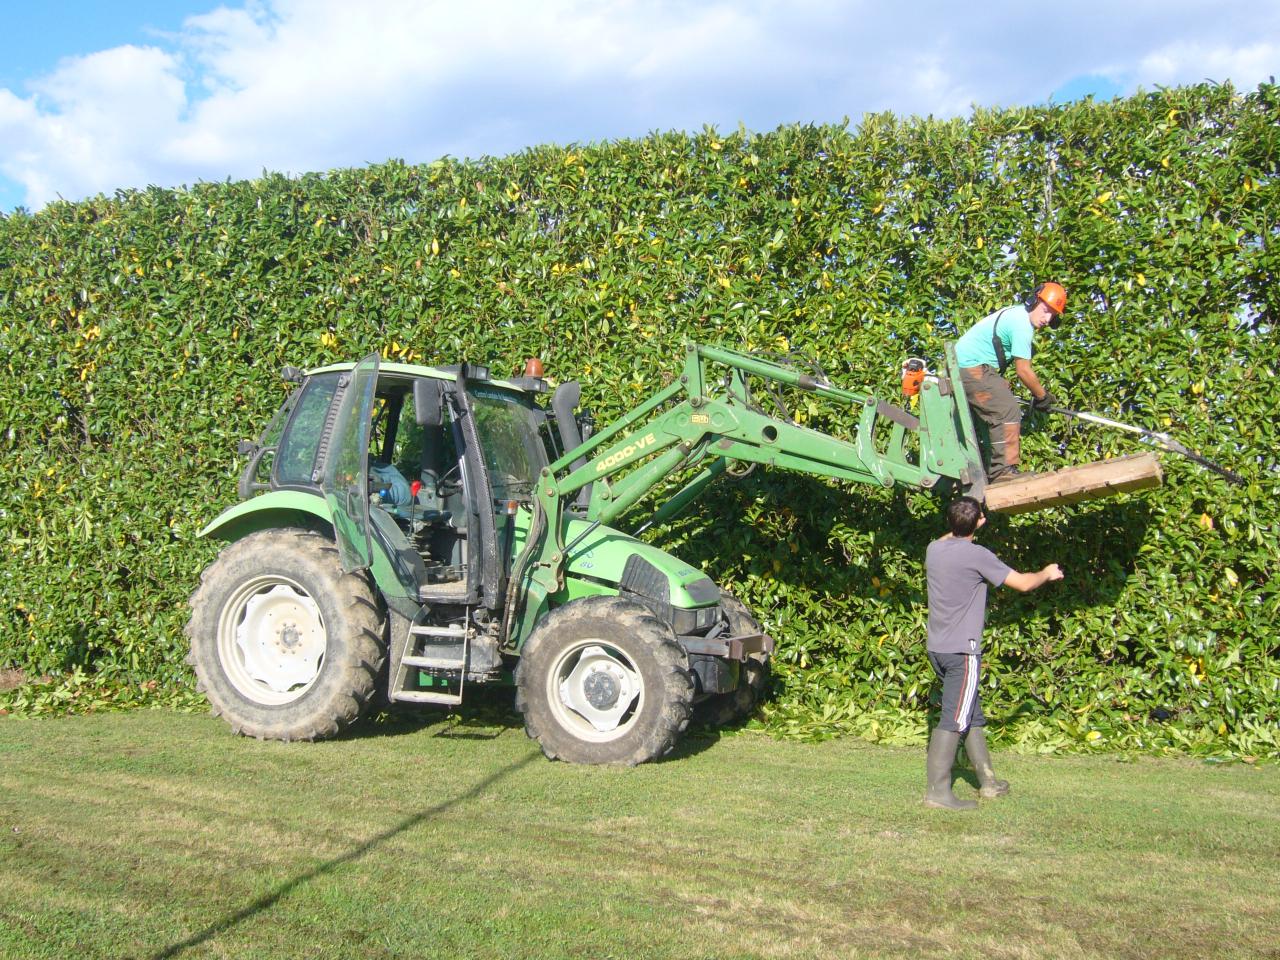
[185, 528, 386, 741]
[516, 595, 695, 765]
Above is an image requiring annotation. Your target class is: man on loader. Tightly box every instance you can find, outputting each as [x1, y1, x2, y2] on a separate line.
[956, 282, 1067, 482]
[923, 496, 1063, 810]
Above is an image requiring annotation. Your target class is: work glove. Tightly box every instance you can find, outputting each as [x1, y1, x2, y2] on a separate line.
[1031, 390, 1059, 412]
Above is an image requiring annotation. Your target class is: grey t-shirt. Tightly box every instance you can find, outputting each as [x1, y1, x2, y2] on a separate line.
[925, 536, 1012, 654]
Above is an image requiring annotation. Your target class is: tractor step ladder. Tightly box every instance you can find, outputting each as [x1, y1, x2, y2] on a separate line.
[389, 623, 469, 706]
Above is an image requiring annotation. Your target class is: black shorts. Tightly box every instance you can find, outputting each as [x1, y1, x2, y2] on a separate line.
[928, 651, 986, 733]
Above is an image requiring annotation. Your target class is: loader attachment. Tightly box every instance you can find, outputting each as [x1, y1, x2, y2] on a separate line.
[508, 342, 986, 647]
[509, 341, 1169, 647]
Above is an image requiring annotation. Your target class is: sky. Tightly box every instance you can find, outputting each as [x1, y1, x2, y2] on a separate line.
[1, 1, 1276, 213]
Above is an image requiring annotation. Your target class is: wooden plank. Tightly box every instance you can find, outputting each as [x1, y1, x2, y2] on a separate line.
[984, 453, 1163, 515]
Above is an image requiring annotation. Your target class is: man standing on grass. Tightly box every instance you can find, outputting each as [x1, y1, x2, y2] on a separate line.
[923, 496, 1063, 810]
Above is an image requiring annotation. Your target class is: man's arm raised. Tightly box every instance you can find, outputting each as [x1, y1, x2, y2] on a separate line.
[1004, 564, 1064, 592]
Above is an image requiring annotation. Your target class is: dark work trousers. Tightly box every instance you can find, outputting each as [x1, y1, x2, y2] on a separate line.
[928, 651, 986, 734]
[960, 365, 1022, 479]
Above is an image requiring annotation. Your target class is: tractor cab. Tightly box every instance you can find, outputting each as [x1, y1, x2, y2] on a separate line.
[317, 353, 550, 618]
[220, 354, 569, 706]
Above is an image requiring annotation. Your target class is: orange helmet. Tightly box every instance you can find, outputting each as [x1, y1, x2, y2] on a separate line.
[1034, 281, 1067, 315]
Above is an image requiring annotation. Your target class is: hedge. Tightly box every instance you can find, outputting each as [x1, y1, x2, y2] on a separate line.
[1, 81, 1276, 757]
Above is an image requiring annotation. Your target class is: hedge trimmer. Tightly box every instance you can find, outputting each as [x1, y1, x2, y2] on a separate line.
[1036, 404, 1246, 486]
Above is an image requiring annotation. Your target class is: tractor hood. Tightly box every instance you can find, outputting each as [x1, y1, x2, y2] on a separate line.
[514, 512, 719, 609]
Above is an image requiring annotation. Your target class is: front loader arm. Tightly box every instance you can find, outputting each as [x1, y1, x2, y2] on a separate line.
[507, 342, 983, 646]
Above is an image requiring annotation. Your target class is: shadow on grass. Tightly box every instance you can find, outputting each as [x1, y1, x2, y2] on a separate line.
[153, 691, 723, 955]
[148, 750, 540, 960]
[663, 724, 723, 762]
[347, 684, 731, 758]
[342, 685, 524, 741]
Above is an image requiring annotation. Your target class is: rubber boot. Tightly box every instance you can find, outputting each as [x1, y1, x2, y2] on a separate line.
[923, 729, 977, 810]
[964, 726, 1010, 799]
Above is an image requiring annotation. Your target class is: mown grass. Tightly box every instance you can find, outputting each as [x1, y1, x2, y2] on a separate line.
[1, 707, 1276, 960]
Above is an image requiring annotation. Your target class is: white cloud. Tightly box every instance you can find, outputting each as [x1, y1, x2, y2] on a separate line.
[1, 0, 1277, 209]
[1139, 41, 1279, 88]
[0, 45, 187, 206]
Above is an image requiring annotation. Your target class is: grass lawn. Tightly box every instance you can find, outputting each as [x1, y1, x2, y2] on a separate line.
[1, 707, 1276, 960]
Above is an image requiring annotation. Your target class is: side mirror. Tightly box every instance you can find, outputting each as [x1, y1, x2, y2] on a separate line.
[414, 378, 444, 427]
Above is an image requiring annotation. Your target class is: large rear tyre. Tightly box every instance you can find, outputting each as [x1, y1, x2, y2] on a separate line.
[185, 528, 386, 741]
[694, 593, 771, 726]
[515, 595, 695, 765]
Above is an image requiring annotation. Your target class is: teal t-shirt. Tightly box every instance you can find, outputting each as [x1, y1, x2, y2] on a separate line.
[955, 305, 1034, 369]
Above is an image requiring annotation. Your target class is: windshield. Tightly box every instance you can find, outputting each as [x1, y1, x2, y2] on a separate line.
[470, 388, 548, 498]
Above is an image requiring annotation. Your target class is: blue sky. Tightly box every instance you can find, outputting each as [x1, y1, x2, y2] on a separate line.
[0, 2, 203, 89]
[1, 1, 1275, 213]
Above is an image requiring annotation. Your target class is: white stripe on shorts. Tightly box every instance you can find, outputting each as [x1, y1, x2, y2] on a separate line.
[954, 655, 979, 730]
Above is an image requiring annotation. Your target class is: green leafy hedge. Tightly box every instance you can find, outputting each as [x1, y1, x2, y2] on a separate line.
[2, 82, 1276, 757]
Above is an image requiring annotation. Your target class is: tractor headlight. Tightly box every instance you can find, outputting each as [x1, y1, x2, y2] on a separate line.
[672, 605, 718, 635]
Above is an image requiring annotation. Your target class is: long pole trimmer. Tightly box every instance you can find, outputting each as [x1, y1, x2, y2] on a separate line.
[1041, 405, 1246, 486]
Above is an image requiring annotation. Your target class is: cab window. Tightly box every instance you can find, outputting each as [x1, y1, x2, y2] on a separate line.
[275, 373, 341, 486]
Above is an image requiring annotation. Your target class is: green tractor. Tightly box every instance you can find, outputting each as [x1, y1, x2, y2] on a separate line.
[187, 343, 992, 764]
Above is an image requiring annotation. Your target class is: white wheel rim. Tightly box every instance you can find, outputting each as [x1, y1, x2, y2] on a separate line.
[217, 575, 326, 705]
[548, 641, 644, 742]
